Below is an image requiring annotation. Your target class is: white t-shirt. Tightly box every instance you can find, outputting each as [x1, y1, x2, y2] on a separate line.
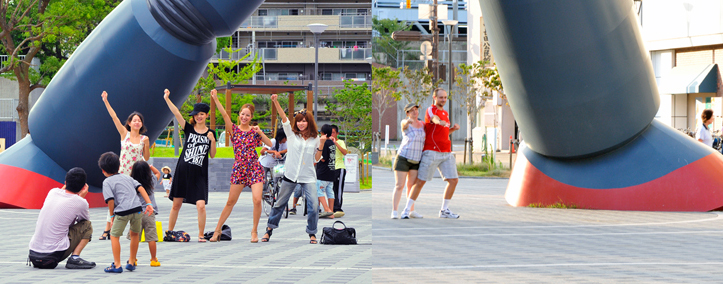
[259, 138, 288, 168]
[29, 188, 90, 253]
[696, 123, 713, 148]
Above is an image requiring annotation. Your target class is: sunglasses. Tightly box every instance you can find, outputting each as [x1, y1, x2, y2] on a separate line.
[294, 109, 307, 116]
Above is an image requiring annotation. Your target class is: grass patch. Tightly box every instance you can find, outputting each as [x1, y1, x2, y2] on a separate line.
[151, 147, 235, 158]
[374, 155, 511, 178]
[360, 176, 372, 190]
[527, 202, 580, 209]
[457, 163, 511, 178]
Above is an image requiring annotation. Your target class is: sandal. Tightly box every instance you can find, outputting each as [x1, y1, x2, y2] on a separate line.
[209, 231, 221, 242]
[309, 234, 317, 244]
[99, 230, 110, 240]
[104, 262, 122, 273]
[250, 231, 259, 243]
[261, 227, 273, 242]
[198, 237, 207, 243]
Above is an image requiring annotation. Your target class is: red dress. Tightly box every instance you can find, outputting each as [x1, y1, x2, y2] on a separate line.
[230, 124, 264, 187]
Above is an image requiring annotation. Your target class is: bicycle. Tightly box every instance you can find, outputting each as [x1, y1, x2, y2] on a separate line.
[262, 154, 286, 217]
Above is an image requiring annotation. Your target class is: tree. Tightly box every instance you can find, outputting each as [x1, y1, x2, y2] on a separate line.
[372, 16, 412, 67]
[451, 60, 503, 163]
[184, 46, 262, 128]
[327, 80, 372, 153]
[0, 0, 121, 137]
[372, 65, 401, 151]
[400, 66, 442, 105]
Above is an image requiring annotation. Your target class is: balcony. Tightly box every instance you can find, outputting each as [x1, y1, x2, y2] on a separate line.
[212, 48, 370, 63]
[239, 15, 371, 31]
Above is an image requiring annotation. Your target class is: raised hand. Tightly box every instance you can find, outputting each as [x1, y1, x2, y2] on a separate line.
[271, 94, 278, 102]
[164, 89, 170, 100]
[101, 91, 108, 102]
[210, 89, 217, 99]
[207, 132, 216, 142]
[251, 125, 262, 134]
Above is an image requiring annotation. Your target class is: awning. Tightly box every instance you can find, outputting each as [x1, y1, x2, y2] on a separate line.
[658, 64, 718, 94]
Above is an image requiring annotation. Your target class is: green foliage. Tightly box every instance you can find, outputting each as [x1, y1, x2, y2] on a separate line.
[327, 80, 372, 152]
[372, 66, 402, 137]
[215, 37, 231, 54]
[183, 47, 262, 127]
[400, 66, 441, 105]
[372, 16, 412, 67]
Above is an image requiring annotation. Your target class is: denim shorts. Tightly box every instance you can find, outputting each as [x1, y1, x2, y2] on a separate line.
[316, 180, 335, 199]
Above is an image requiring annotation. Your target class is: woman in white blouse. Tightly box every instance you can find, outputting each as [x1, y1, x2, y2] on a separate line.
[262, 94, 324, 244]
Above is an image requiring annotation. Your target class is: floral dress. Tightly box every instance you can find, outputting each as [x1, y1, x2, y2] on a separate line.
[119, 132, 146, 175]
[230, 124, 264, 187]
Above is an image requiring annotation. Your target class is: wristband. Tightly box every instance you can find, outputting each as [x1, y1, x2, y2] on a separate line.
[317, 148, 323, 151]
[146, 203, 153, 206]
[110, 215, 115, 218]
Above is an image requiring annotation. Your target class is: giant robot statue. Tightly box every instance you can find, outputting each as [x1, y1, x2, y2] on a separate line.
[0, 0, 265, 208]
[481, 0, 723, 211]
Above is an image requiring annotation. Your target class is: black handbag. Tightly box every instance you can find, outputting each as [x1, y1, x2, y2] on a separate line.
[203, 224, 232, 241]
[320, 221, 357, 245]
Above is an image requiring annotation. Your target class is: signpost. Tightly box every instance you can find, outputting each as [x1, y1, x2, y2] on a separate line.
[344, 154, 360, 193]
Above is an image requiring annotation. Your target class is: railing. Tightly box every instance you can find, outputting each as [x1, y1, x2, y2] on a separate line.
[340, 48, 371, 61]
[0, 55, 26, 67]
[340, 15, 372, 28]
[211, 48, 276, 61]
[239, 16, 278, 28]
[396, 49, 467, 69]
[0, 99, 18, 120]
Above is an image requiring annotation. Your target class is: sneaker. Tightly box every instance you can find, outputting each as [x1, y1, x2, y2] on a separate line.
[400, 210, 410, 219]
[125, 260, 137, 271]
[409, 211, 424, 219]
[333, 211, 345, 218]
[65, 256, 96, 269]
[439, 208, 460, 219]
[289, 208, 297, 215]
[390, 211, 399, 219]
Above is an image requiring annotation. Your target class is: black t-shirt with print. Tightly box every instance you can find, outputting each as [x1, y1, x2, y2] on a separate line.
[316, 140, 336, 181]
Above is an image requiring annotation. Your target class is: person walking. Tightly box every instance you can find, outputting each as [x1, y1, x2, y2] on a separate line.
[401, 88, 461, 219]
[330, 125, 348, 218]
[696, 109, 714, 148]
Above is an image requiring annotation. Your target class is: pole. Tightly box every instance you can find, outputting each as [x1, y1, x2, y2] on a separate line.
[448, 25, 454, 128]
[173, 118, 179, 156]
[314, 33, 319, 119]
[432, 0, 438, 82]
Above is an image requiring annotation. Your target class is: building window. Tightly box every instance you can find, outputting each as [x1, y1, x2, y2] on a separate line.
[258, 9, 267, 16]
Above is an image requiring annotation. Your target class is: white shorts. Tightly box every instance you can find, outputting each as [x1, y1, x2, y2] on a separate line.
[417, 150, 458, 182]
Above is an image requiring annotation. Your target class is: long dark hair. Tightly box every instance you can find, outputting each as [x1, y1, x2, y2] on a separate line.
[274, 128, 286, 151]
[125, 112, 147, 134]
[130, 161, 154, 195]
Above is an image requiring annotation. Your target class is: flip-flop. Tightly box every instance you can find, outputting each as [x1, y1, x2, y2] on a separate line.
[198, 238, 207, 243]
[309, 234, 317, 244]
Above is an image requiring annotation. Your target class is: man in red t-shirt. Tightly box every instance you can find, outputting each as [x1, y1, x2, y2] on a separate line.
[401, 88, 461, 219]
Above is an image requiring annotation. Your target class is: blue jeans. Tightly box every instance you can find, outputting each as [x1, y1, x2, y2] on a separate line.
[267, 180, 318, 235]
[316, 180, 334, 199]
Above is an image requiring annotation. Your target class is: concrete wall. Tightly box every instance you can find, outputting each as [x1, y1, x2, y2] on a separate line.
[149, 157, 235, 192]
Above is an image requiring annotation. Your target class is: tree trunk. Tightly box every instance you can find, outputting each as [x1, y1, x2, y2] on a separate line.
[14, 64, 30, 138]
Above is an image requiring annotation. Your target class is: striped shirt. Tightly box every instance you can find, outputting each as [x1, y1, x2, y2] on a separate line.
[398, 120, 425, 162]
[29, 188, 90, 253]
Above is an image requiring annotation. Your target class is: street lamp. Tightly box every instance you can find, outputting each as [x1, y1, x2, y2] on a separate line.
[441, 20, 458, 125]
[308, 23, 328, 119]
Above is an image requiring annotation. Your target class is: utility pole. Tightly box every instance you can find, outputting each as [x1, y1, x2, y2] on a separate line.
[431, 0, 439, 82]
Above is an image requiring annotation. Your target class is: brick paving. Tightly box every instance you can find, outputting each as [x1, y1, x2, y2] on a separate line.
[372, 168, 723, 283]
[1, 189, 371, 283]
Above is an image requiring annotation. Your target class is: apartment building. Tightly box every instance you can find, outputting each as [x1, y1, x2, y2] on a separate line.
[213, 0, 373, 122]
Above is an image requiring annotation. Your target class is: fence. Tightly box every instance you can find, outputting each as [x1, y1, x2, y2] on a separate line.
[0, 99, 18, 120]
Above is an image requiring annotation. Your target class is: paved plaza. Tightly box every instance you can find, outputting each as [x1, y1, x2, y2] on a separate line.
[372, 168, 723, 283]
[1, 189, 371, 283]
